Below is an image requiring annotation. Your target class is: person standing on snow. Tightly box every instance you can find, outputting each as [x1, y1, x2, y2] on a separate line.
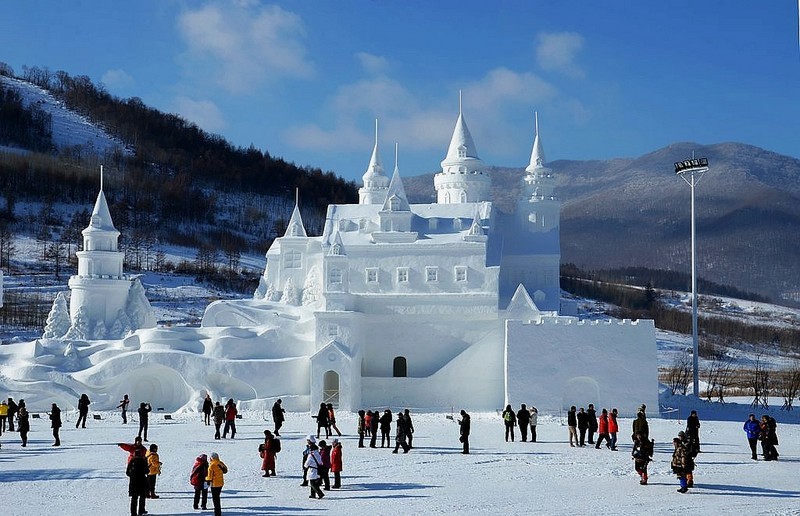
[404, 409, 415, 448]
[743, 414, 761, 460]
[206, 452, 228, 516]
[516, 404, 531, 442]
[587, 404, 598, 445]
[7, 398, 18, 432]
[260, 430, 277, 477]
[369, 410, 379, 448]
[137, 402, 152, 441]
[330, 438, 343, 488]
[609, 408, 620, 450]
[458, 410, 471, 454]
[595, 408, 612, 449]
[379, 409, 393, 448]
[567, 406, 578, 447]
[202, 394, 213, 426]
[222, 399, 237, 439]
[393, 412, 410, 453]
[17, 405, 30, 447]
[632, 433, 654, 485]
[76, 393, 91, 429]
[314, 402, 330, 439]
[117, 394, 130, 424]
[213, 401, 225, 439]
[529, 406, 539, 443]
[576, 407, 589, 447]
[632, 411, 649, 442]
[357, 410, 366, 448]
[502, 404, 516, 442]
[304, 440, 325, 499]
[671, 437, 689, 493]
[272, 399, 285, 436]
[126, 447, 149, 516]
[49, 402, 62, 446]
[190, 453, 209, 511]
[686, 410, 701, 452]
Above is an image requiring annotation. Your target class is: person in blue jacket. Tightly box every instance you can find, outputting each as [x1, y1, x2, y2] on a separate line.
[743, 414, 761, 460]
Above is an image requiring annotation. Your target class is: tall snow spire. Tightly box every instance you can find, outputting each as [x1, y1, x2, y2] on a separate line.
[382, 143, 410, 212]
[526, 111, 546, 172]
[285, 188, 307, 237]
[359, 119, 390, 205]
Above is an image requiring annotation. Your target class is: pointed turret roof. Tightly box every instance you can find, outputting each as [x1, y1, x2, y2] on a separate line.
[381, 144, 410, 211]
[85, 165, 118, 233]
[328, 229, 346, 256]
[441, 92, 481, 166]
[362, 119, 388, 185]
[526, 112, 546, 173]
[505, 284, 541, 317]
[285, 190, 307, 237]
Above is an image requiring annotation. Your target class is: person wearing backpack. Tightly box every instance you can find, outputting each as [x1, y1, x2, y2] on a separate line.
[632, 433, 654, 485]
[190, 453, 209, 511]
[260, 429, 278, 477]
[502, 404, 516, 442]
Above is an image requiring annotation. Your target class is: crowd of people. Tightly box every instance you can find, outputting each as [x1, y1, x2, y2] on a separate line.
[0, 393, 787, 513]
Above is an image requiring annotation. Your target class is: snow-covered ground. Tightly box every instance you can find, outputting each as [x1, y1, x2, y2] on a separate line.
[0, 406, 797, 515]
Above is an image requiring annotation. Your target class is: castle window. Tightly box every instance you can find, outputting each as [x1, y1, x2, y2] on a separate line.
[460, 191, 467, 203]
[397, 267, 409, 283]
[284, 249, 301, 269]
[393, 356, 407, 377]
[327, 324, 339, 337]
[366, 268, 379, 283]
[457, 144, 467, 158]
[455, 266, 467, 282]
[428, 218, 438, 230]
[426, 266, 438, 283]
[389, 195, 400, 211]
[453, 218, 463, 230]
[329, 268, 342, 285]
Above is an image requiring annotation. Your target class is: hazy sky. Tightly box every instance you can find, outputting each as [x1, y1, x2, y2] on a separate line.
[2, 1, 799, 182]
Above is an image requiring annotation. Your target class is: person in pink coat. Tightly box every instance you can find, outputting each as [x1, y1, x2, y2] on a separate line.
[330, 439, 343, 489]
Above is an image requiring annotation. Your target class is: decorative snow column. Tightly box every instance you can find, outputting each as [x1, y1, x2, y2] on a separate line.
[518, 112, 560, 233]
[435, 94, 490, 204]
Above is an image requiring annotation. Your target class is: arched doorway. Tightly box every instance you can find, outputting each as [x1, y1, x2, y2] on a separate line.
[322, 370, 340, 407]
[562, 376, 600, 410]
[393, 356, 407, 377]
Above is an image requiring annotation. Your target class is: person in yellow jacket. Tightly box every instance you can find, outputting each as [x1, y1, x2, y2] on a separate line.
[206, 452, 227, 516]
[0, 401, 8, 435]
[146, 443, 162, 499]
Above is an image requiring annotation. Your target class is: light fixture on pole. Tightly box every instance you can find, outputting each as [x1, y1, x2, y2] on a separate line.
[674, 156, 709, 397]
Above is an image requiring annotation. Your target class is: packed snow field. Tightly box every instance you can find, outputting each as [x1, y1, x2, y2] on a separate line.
[0, 407, 798, 515]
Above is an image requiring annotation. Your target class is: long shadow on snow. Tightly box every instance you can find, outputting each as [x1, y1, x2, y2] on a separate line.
[0, 468, 117, 482]
[696, 483, 800, 498]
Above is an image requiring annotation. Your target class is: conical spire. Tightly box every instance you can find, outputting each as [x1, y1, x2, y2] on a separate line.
[441, 91, 481, 166]
[362, 119, 387, 184]
[87, 165, 117, 232]
[285, 189, 307, 237]
[526, 112, 546, 173]
[382, 144, 410, 212]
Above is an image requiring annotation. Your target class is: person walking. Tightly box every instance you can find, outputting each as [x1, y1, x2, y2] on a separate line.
[576, 407, 589, 447]
[379, 409, 393, 448]
[330, 438, 343, 488]
[76, 393, 91, 429]
[260, 430, 277, 477]
[213, 401, 225, 440]
[357, 410, 366, 448]
[587, 404, 598, 445]
[222, 399, 237, 439]
[595, 408, 612, 449]
[369, 410, 379, 448]
[567, 406, 578, 447]
[272, 399, 285, 436]
[502, 404, 516, 442]
[314, 402, 330, 439]
[17, 405, 30, 447]
[50, 402, 62, 446]
[458, 410, 471, 454]
[678, 431, 698, 488]
[671, 437, 689, 493]
[393, 412, 410, 453]
[206, 452, 228, 516]
[300, 435, 315, 487]
[529, 406, 538, 443]
[516, 404, 530, 442]
[327, 403, 342, 437]
[609, 408, 620, 450]
[137, 402, 152, 441]
[304, 440, 325, 499]
[686, 410, 701, 452]
[632, 433, 654, 485]
[190, 453, 209, 511]
[117, 394, 130, 424]
[404, 409, 415, 448]
[127, 447, 150, 516]
[146, 443, 162, 498]
[318, 439, 332, 490]
[202, 394, 213, 426]
[743, 414, 760, 460]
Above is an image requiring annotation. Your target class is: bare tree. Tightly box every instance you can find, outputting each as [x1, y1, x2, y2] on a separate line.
[776, 362, 800, 411]
[749, 354, 771, 410]
[665, 351, 692, 396]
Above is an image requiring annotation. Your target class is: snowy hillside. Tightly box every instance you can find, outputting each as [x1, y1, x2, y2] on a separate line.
[0, 75, 131, 156]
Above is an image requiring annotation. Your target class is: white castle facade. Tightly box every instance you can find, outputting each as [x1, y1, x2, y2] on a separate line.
[7, 103, 656, 416]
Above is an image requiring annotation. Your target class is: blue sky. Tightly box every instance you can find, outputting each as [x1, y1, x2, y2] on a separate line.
[2, 1, 799, 183]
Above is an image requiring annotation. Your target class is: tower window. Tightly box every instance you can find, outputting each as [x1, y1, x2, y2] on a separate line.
[284, 249, 302, 269]
[366, 268, 379, 283]
[455, 266, 467, 282]
[426, 266, 438, 283]
[397, 267, 409, 283]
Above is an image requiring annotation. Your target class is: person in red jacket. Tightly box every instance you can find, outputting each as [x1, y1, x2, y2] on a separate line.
[330, 438, 343, 488]
[260, 430, 277, 477]
[118, 436, 147, 464]
[222, 399, 237, 439]
[190, 453, 209, 511]
[595, 409, 612, 449]
[608, 408, 620, 451]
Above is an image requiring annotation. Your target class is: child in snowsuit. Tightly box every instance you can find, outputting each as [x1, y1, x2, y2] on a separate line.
[632, 433, 654, 485]
[671, 437, 689, 493]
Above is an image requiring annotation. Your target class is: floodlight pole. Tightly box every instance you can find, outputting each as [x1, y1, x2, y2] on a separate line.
[674, 157, 708, 397]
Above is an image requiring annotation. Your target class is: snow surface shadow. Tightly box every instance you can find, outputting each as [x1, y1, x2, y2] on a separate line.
[344, 481, 440, 492]
[0, 468, 115, 482]
[164, 507, 316, 516]
[697, 483, 800, 498]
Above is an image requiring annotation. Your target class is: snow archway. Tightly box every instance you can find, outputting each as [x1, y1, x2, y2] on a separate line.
[111, 363, 193, 412]
[561, 376, 600, 410]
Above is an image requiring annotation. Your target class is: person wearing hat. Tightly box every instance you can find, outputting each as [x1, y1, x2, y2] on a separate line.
[458, 410, 471, 454]
[330, 438, 343, 488]
[206, 452, 228, 516]
[318, 440, 332, 490]
[126, 447, 149, 516]
[190, 453, 209, 510]
[671, 437, 689, 493]
[260, 430, 277, 477]
[300, 435, 316, 486]
[49, 403, 62, 446]
[303, 439, 325, 499]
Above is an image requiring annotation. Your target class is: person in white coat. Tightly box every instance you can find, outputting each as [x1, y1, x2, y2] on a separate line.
[529, 406, 539, 443]
[303, 439, 325, 499]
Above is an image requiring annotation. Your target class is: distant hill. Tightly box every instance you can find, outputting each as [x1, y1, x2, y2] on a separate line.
[404, 142, 800, 307]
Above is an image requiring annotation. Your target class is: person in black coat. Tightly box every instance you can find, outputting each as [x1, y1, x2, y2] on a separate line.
[404, 409, 415, 448]
[686, 410, 701, 452]
[314, 403, 330, 439]
[576, 407, 589, 447]
[7, 398, 18, 432]
[567, 406, 578, 447]
[587, 404, 598, 445]
[369, 410, 379, 448]
[272, 399, 286, 436]
[50, 403, 62, 446]
[127, 448, 149, 516]
[202, 394, 213, 426]
[458, 410, 471, 454]
[17, 406, 30, 447]
[379, 409, 393, 448]
[516, 404, 531, 442]
[137, 403, 152, 441]
[76, 393, 91, 429]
